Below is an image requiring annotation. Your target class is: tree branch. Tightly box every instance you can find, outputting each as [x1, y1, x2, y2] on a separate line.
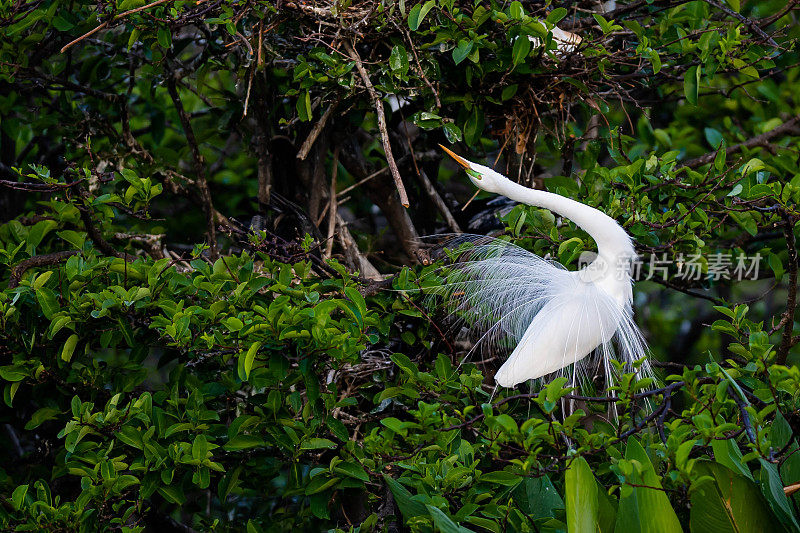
[702, 0, 779, 48]
[344, 40, 409, 208]
[680, 114, 800, 170]
[8, 251, 79, 289]
[166, 74, 219, 259]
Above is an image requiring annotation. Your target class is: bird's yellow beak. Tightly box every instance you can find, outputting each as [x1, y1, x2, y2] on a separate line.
[439, 144, 471, 170]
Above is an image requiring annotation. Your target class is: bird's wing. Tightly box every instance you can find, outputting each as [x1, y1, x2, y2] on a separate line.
[494, 283, 619, 386]
[426, 234, 648, 386]
[426, 235, 575, 351]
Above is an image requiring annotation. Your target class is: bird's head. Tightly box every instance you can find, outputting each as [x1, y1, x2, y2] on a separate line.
[439, 144, 508, 194]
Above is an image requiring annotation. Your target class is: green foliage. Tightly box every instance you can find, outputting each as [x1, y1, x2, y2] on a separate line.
[2, 0, 800, 530]
[2, 189, 799, 530]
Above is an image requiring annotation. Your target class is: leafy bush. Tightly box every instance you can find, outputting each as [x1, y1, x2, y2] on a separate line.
[2, 0, 800, 531]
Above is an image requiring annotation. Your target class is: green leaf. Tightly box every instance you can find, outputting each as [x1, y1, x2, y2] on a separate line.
[509, 1, 524, 20]
[443, 123, 462, 143]
[157, 27, 171, 49]
[0, 366, 26, 382]
[33, 271, 52, 290]
[25, 407, 61, 430]
[684, 65, 700, 105]
[301, 438, 337, 450]
[11, 485, 27, 510]
[224, 435, 266, 451]
[463, 106, 484, 146]
[61, 334, 79, 362]
[384, 475, 427, 519]
[157, 484, 186, 505]
[333, 462, 369, 482]
[452, 39, 473, 65]
[479, 470, 521, 486]
[389, 45, 410, 76]
[427, 504, 475, 533]
[512, 474, 564, 519]
[710, 439, 752, 480]
[565, 456, 598, 533]
[759, 459, 800, 531]
[192, 434, 209, 460]
[296, 90, 312, 121]
[546, 7, 568, 25]
[501, 84, 518, 101]
[690, 461, 780, 533]
[408, 0, 435, 31]
[36, 287, 60, 320]
[615, 438, 682, 533]
[512, 35, 531, 67]
[704, 127, 723, 149]
[242, 341, 261, 380]
[344, 287, 366, 320]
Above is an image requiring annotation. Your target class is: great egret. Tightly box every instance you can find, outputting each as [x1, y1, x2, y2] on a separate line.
[435, 146, 649, 388]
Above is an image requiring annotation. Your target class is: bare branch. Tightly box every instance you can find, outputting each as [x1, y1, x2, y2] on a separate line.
[8, 251, 79, 289]
[297, 98, 339, 161]
[166, 75, 219, 259]
[344, 40, 409, 208]
[680, 114, 800, 170]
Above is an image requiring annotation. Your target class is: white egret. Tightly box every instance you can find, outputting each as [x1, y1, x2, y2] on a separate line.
[434, 145, 649, 389]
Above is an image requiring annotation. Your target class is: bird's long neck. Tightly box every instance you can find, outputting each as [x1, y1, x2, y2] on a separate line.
[499, 180, 635, 268]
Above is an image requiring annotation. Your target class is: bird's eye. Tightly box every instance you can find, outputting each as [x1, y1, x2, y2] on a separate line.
[466, 168, 482, 180]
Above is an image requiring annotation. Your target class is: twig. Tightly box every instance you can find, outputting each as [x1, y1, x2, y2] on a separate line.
[324, 146, 340, 260]
[702, 0, 780, 48]
[297, 98, 339, 160]
[403, 27, 441, 108]
[398, 121, 461, 232]
[60, 0, 172, 53]
[680, 114, 800, 169]
[759, 0, 800, 28]
[777, 214, 798, 365]
[335, 212, 382, 279]
[338, 165, 392, 198]
[8, 251, 79, 289]
[166, 74, 219, 259]
[242, 67, 254, 117]
[0, 178, 84, 192]
[78, 204, 126, 259]
[344, 40, 409, 207]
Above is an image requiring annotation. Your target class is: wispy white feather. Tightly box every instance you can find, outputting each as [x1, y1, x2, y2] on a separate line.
[426, 235, 650, 389]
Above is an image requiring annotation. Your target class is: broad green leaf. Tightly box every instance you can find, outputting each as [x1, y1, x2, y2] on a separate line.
[684, 65, 700, 105]
[427, 504, 475, 533]
[512, 35, 531, 66]
[296, 91, 312, 121]
[759, 459, 800, 531]
[384, 475, 427, 519]
[452, 39, 473, 65]
[565, 456, 598, 533]
[408, 0, 435, 30]
[512, 474, 564, 519]
[615, 438, 682, 533]
[690, 461, 780, 533]
[711, 439, 752, 480]
[301, 438, 337, 450]
[25, 407, 61, 430]
[61, 334, 79, 362]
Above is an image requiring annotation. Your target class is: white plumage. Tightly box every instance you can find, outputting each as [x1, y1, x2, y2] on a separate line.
[434, 146, 649, 388]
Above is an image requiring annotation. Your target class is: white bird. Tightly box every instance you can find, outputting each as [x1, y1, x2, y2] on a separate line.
[434, 145, 649, 388]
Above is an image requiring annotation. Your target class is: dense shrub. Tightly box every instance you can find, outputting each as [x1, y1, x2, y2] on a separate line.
[2, 0, 800, 531]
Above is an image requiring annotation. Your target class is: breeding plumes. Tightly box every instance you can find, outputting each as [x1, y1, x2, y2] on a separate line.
[432, 146, 650, 389]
